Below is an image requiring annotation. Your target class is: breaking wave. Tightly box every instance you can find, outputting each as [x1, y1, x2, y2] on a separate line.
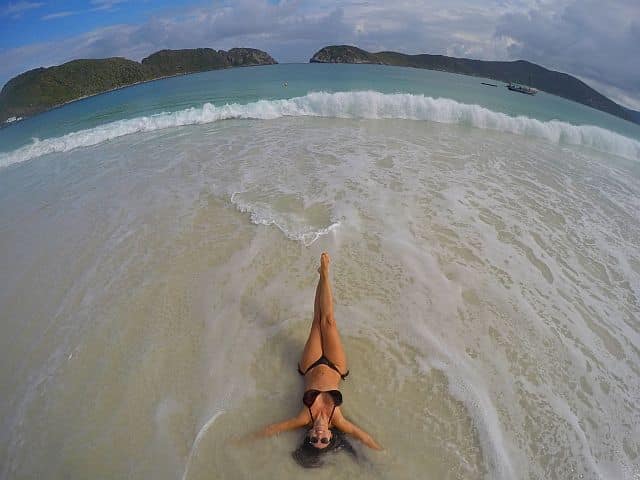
[2, 91, 639, 168]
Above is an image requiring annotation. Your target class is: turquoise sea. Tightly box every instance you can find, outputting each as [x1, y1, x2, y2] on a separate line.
[1, 64, 639, 480]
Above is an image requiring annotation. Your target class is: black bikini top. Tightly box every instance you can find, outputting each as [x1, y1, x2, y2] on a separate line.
[303, 389, 343, 424]
[302, 389, 343, 408]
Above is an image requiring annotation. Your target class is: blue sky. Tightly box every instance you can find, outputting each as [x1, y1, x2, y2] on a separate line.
[1, 0, 639, 109]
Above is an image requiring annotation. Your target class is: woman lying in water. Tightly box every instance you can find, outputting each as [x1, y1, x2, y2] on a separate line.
[248, 252, 382, 467]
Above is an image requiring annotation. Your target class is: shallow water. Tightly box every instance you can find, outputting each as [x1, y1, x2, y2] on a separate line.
[1, 65, 640, 480]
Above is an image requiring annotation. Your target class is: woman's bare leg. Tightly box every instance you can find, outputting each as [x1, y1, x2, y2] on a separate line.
[299, 265, 323, 371]
[317, 253, 348, 373]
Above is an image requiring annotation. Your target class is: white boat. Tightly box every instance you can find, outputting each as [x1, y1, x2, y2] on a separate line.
[507, 82, 537, 95]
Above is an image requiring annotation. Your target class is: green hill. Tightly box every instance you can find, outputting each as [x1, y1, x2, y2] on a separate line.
[0, 58, 147, 121]
[140, 47, 275, 77]
[0, 48, 277, 123]
[310, 45, 638, 125]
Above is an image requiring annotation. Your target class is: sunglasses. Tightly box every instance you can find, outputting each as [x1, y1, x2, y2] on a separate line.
[307, 435, 330, 445]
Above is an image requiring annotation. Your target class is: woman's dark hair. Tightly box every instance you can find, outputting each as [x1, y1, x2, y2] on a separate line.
[291, 428, 359, 468]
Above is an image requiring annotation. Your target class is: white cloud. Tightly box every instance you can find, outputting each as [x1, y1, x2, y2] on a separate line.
[1, 1, 44, 18]
[41, 11, 82, 21]
[90, 0, 127, 11]
[1, 0, 638, 110]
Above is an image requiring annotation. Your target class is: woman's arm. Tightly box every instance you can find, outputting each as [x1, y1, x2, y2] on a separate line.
[249, 409, 309, 439]
[334, 415, 383, 450]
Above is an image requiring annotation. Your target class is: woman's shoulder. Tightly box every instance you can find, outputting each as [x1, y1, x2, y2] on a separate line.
[329, 406, 346, 425]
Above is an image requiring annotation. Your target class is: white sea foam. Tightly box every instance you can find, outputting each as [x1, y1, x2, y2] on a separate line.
[2, 91, 640, 169]
[229, 191, 340, 246]
[181, 410, 225, 480]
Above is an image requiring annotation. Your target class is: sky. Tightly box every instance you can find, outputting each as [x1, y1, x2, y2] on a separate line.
[0, 0, 639, 109]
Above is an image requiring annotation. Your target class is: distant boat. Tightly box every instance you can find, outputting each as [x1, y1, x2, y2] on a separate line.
[507, 82, 537, 95]
[4, 115, 22, 124]
[481, 82, 498, 87]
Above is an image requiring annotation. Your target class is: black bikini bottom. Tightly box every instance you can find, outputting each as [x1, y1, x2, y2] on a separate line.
[297, 355, 349, 380]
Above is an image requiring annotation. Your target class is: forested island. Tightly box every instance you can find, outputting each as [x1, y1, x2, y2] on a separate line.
[0, 48, 276, 123]
[311, 45, 639, 125]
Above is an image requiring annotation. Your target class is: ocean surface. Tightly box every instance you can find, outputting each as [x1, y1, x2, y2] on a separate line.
[1, 63, 639, 480]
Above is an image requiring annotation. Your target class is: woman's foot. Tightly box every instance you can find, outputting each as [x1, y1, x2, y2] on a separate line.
[319, 252, 330, 276]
